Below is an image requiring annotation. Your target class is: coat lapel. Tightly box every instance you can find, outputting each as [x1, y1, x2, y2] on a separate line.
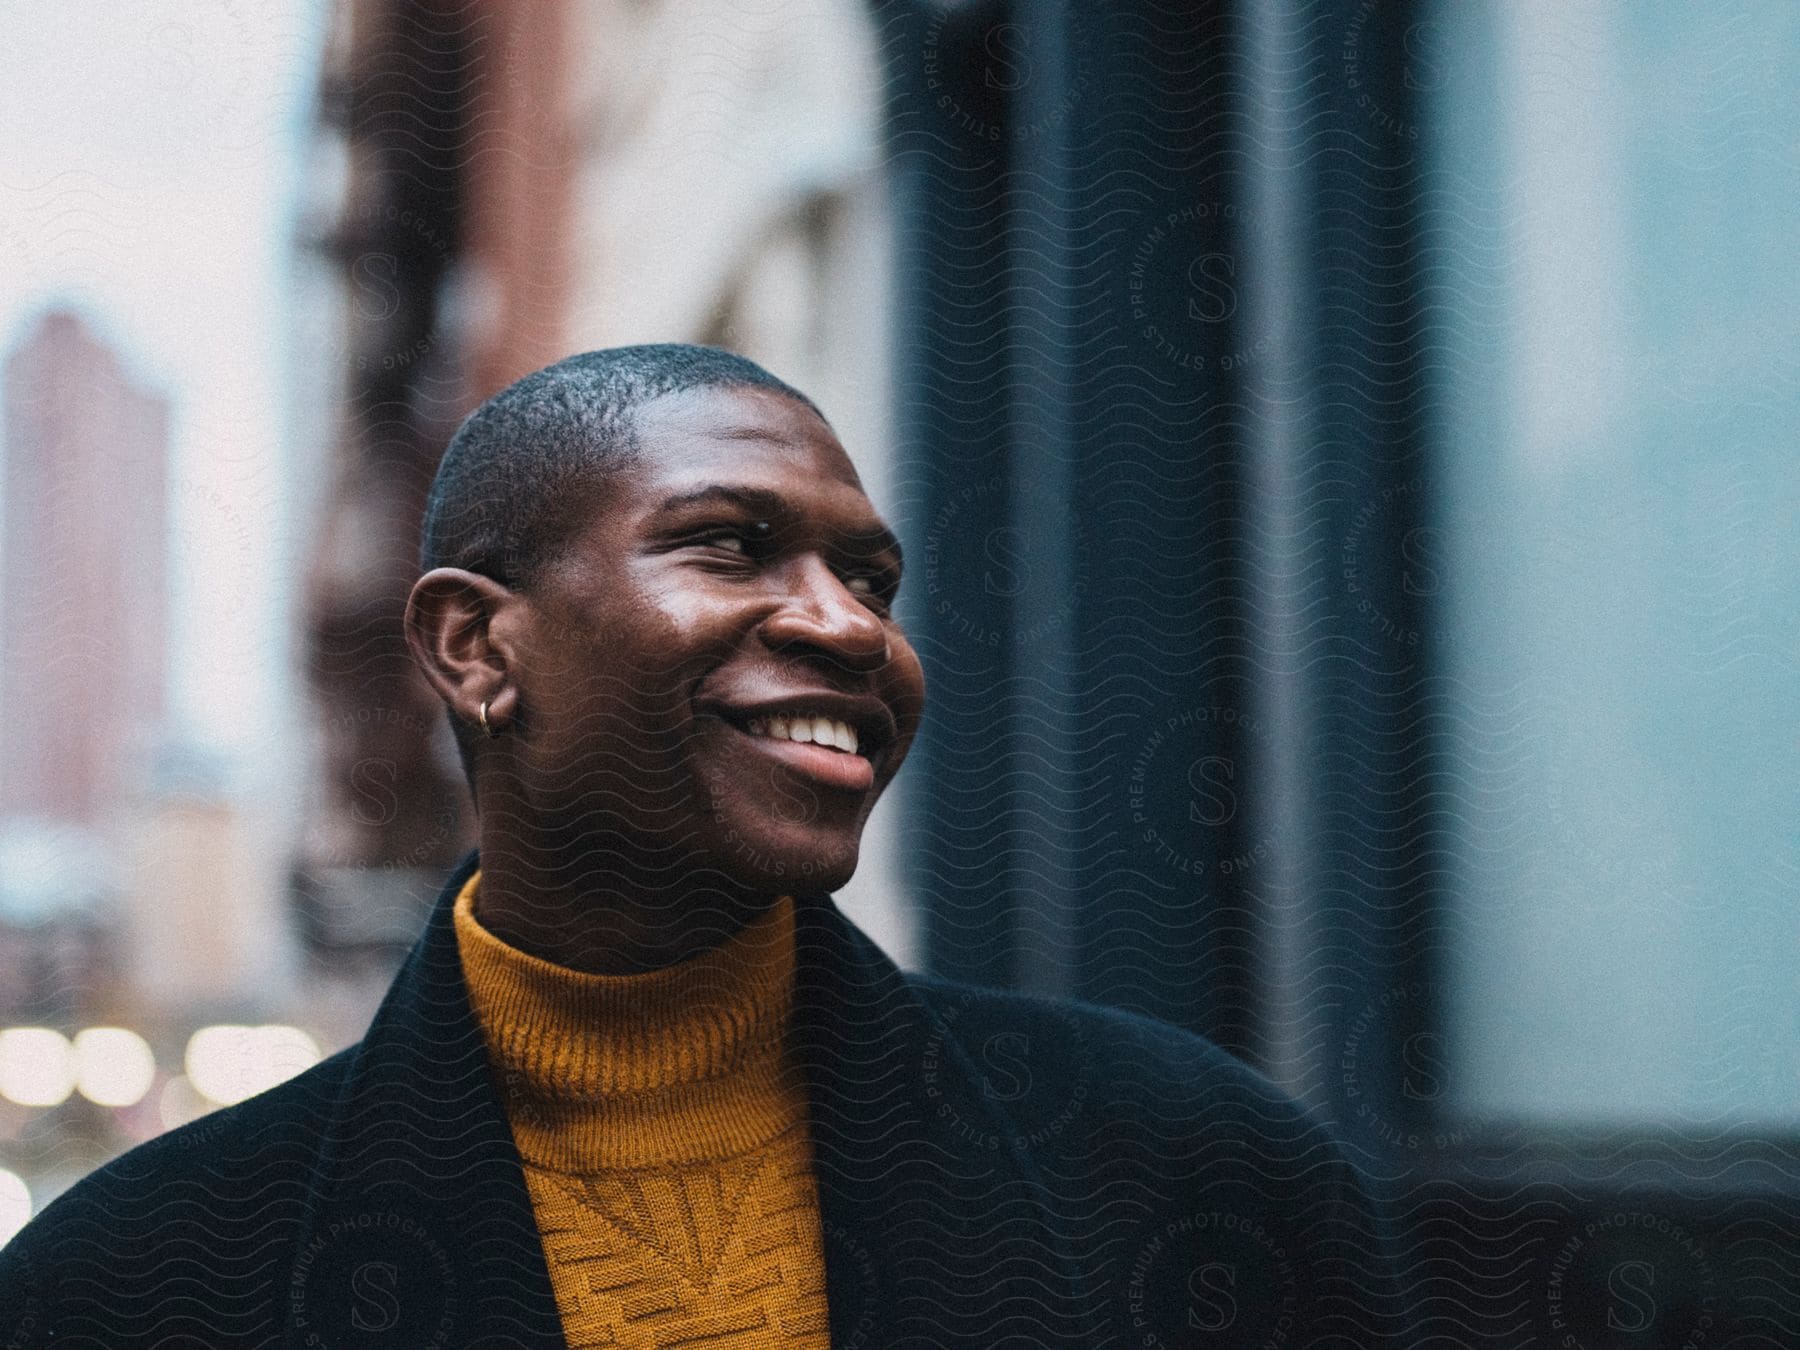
[284, 849, 565, 1348]
[790, 890, 1095, 1346]
[285, 854, 1087, 1348]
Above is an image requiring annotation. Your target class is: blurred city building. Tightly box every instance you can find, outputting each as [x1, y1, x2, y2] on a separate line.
[0, 309, 165, 1040]
[1, 312, 298, 1030]
[0, 309, 310, 1227]
[2, 310, 167, 839]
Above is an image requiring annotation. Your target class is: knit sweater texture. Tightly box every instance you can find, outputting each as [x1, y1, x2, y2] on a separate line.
[452, 872, 831, 1347]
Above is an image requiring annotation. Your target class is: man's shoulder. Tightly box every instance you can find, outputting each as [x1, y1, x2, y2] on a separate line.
[903, 970, 1327, 1139]
[899, 973, 1398, 1340]
[908, 968, 1244, 1066]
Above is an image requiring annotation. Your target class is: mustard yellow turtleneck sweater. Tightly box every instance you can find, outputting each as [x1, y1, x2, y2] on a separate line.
[452, 871, 832, 1348]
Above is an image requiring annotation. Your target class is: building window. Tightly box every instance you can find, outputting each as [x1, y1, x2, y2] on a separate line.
[1429, 1, 1799, 1127]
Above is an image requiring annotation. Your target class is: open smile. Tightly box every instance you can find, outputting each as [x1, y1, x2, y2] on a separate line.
[719, 712, 877, 792]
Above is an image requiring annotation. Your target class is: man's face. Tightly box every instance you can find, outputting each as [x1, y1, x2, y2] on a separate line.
[503, 384, 925, 893]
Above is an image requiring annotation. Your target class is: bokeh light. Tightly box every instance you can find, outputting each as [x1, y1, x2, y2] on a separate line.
[183, 1025, 321, 1106]
[72, 1027, 157, 1108]
[0, 1027, 75, 1107]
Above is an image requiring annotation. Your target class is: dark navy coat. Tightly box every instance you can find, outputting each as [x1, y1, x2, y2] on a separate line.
[0, 851, 1398, 1346]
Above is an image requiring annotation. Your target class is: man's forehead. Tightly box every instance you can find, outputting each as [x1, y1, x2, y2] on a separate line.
[630, 383, 859, 483]
[542, 385, 894, 570]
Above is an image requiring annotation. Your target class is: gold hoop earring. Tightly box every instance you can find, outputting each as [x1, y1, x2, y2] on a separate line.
[478, 699, 500, 738]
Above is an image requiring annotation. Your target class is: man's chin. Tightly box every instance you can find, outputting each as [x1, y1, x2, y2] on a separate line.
[711, 818, 861, 894]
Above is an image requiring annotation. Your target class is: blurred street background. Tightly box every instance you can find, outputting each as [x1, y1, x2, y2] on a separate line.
[0, 0, 911, 1238]
[0, 2, 1795, 1342]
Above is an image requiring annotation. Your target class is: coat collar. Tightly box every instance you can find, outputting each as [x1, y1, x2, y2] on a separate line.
[285, 852, 1089, 1348]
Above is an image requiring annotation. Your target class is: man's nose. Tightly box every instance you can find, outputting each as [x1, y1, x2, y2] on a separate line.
[759, 556, 889, 672]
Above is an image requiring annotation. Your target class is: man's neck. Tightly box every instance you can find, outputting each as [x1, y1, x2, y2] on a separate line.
[471, 825, 779, 975]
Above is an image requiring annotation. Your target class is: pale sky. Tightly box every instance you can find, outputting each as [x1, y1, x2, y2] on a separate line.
[0, 0, 327, 764]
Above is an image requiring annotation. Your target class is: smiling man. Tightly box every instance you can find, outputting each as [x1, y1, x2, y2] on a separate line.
[0, 345, 1397, 1347]
[411, 352, 923, 985]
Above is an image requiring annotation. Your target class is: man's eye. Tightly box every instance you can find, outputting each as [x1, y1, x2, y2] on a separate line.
[697, 520, 773, 556]
[843, 570, 898, 606]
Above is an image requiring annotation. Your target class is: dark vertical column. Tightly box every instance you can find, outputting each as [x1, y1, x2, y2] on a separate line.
[876, 0, 1023, 989]
[879, 0, 1270, 1051]
[1005, 0, 1081, 998]
[1275, 0, 1437, 1151]
[1055, 0, 1261, 1053]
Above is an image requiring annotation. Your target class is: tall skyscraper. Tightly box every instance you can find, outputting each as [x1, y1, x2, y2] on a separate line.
[1, 309, 169, 831]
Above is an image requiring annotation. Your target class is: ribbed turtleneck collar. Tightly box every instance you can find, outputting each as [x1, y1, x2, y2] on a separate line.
[452, 870, 805, 1172]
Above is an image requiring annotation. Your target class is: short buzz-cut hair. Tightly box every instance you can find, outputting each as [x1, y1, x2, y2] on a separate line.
[419, 342, 822, 588]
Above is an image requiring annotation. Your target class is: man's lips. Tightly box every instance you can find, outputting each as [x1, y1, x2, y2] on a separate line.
[696, 691, 896, 796]
[716, 718, 877, 792]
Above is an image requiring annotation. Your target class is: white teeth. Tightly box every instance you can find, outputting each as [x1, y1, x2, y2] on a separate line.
[743, 712, 863, 756]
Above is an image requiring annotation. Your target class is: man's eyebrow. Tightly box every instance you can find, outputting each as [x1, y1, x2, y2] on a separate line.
[653, 483, 788, 516]
[653, 483, 904, 572]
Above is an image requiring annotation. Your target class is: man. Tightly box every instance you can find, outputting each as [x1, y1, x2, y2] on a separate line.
[0, 345, 1397, 1347]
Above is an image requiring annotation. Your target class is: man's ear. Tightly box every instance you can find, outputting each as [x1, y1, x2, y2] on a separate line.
[404, 568, 522, 732]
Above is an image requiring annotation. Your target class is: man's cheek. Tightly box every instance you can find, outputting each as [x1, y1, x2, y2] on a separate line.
[531, 703, 642, 774]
